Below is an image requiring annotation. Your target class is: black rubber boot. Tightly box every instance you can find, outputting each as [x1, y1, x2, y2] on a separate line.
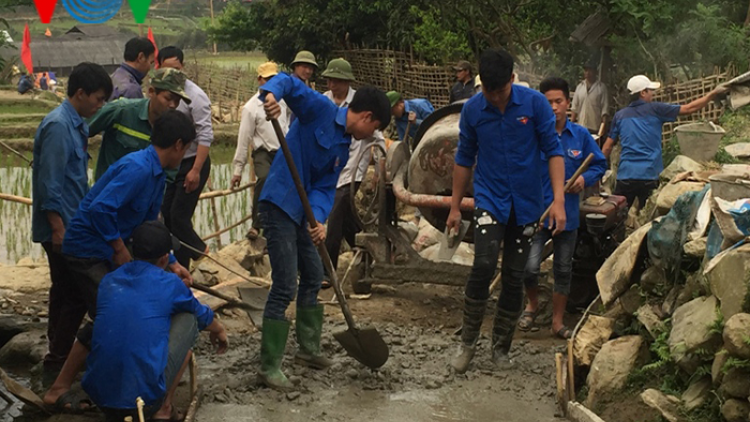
[450, 296, 487, 374]
[491, 306, 521, 370]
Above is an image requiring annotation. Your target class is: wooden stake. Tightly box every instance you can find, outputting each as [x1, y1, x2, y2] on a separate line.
[206, 178, 223, 249]
[201, 213, 252, 241]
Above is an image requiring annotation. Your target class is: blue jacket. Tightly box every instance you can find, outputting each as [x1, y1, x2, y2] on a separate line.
[540, 120, 607, 231]
[455, 85, 563, 225]
[62, 146, 169, 262]
[82, 260, 213, 408]
[258, 73, 351, 225]
[32, 100, 90, 244]
[609, 99, 680, 181]
[395, 99, 434, 141]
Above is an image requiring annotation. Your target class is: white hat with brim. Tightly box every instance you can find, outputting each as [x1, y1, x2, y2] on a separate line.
[627, 75, 661, 94]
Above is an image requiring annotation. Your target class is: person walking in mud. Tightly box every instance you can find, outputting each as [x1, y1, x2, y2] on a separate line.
[446, 48, 567, 374]
[31, 62, 113, 384]
[257, 71, 391, 390]
[519, 77, 606, 339]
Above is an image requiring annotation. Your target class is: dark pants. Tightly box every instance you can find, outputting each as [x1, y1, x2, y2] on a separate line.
[325, 182, 361, 271]
[42, 242, 88, 371]
[465, 209, 535, 314]
[259, 202, 324, 320]
[523, 228, 577, 295]
[64, 256, 111, 349]
[251, 149, 276, 230]
[100, 313, 199, 422]
[162, 155, 211, 268]
[614, 179, 659, 209]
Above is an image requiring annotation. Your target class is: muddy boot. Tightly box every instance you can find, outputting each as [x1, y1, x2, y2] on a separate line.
[451, 296, 487, 374]
[491, 307, 521, 370]
[258, 318, 295, 391]
[294, 305, 333, 369]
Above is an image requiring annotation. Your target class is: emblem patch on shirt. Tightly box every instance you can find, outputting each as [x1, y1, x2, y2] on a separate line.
[568, 149, 582, 159]
[517, 116, 529, 125]
[335, 156, 340, 168]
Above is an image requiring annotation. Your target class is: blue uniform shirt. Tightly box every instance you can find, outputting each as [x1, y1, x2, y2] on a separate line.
[32, 100, 90, 243]
[609, 99, 680, 181]
[259, 72, 351, 225]
[82, 261, 214, 408]
[396, 99, 434, 140]
[63, 146, 168, 261]
[540, 120, 607, 231]
[455, 85, 564, 225]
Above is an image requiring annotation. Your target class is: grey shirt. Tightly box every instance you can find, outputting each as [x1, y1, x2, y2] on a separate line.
[177, 79, 214, 160]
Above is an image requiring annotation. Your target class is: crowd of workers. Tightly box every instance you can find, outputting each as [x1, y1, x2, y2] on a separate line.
[24, 34, 729, 418]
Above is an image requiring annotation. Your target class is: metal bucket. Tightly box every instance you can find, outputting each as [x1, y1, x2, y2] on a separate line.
[674, 122, 725, 162]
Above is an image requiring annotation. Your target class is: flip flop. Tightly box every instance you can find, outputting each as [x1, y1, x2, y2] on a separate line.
[151, 405, 185, 422]
[47, 389, 94, 414]
[553, 326, 572, 339]
[517, 310, 537, 332]
[321, 279, 332, 290]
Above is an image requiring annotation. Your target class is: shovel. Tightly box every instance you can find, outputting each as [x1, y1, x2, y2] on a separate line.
[270, 118, 389, 369]
[0, 367, 48, 414]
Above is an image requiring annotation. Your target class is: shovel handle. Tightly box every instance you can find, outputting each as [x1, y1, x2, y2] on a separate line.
[538, 153, 594, 225]
[270, 119, 358, 330]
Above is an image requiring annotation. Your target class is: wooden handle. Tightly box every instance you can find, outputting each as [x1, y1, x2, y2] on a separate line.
[538, 153, 594, 225]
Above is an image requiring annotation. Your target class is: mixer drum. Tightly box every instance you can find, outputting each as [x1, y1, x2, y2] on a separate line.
[406, 103, 474, 237]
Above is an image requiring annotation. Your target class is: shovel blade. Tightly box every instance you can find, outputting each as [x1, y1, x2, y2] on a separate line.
[0, 368, 48, 413]
[333, 326, 389, 369]
[237, 287, 269, 329]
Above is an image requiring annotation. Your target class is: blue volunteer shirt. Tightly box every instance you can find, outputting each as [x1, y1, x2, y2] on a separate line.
[395, 99, 434, 141]
[259, 72, 351, 225]
[32, 100, 90, 243]
[540, 120, 607, 231]
[609, 99, 680, 181]
[82, 261, 214, 408]
[455, 85, 564, 225]
[63, 146, 170, 262]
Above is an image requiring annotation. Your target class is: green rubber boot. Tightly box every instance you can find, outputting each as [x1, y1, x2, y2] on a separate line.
[294, 305, 333, 369]
[258, 318, 295, 391]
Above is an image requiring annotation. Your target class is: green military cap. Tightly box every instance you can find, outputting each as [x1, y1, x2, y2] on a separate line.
[321, 58, 355, 81]
[386, 91, 401, 108]
[291, 50, 318, 68]
[150, 68, 191, 104]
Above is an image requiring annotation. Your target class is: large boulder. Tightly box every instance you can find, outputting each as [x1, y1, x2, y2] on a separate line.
[681, 376, 712, 411]
[0, 330, 46, 365]
[597, 223, 652, 305]
[215, 238, 270, 278]
[668, 296, 722, 371]
[721, 399, 750, 422]
[723, 313, 750, 360]
[585, 335, 646, 408]
[637, 305, 665, 339]
[640, 389, 683, 422]
[704, 244, 750, 321]
[656, 182, 706, 215]
[0, 265, 51, 293]
[720, 367, 750, 399]
[661, 155, 704, 182]
[573, 315, 614, 366]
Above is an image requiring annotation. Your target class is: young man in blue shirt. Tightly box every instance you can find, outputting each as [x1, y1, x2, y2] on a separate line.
[258, 72, 391, 390]
[447, 49, 567, 374]
[386, 91, 434, 141]
[83, 221, 228, 422]
[32, 62, 113, 381]
[601, 75, 727, 208]
[43, 110, 196, 413]
[520, 77, 607, 339]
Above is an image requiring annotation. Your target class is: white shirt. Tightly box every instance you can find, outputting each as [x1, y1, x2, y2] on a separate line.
[571, 80, 610, 132]
[324, 88, 386, 189]
[177, 79, 214, 159]
[232, 92, 289, 177]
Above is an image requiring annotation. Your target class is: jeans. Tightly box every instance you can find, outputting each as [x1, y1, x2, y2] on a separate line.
[259, 201, 324, 320]
[42, 242, 88, 370]
[614, 179, 659, 209]
[100, 313, 199, 422]
[325, 182, 361, 272]
[465, 208, 535, 315]
[251, 149, 276, 230]
[523, 228, 577, 296]
[64, 256, 112, 349]
[162, 155, 211, 268]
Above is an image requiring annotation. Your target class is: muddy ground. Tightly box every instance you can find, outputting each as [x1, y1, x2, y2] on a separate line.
[0, 277, 592, 422]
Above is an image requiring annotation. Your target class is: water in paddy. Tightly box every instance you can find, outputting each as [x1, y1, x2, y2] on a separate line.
[0, 145, 252, 264]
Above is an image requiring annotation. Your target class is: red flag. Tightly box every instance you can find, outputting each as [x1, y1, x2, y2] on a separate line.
[147, 27, 159, 68]
[21, 23, 33, 75]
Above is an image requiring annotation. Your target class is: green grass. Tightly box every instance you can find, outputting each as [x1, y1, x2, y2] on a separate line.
[186, 51, 267, 70]
[0, 103, 54, 115]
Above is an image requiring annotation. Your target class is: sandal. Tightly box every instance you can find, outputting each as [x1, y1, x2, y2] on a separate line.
[47, 389, 95, 414]
[321, 278, 332, 289]
[553, 326, 572, 339]
[151, 405, 185, 422]
[517, 310, 537, 332]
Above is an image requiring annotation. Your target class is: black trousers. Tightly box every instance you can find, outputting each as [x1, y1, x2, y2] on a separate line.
[614, 179, 659, 209]
[251, 149, 276, 230]
[42, 242, 88, 370]
[64, 256, 112, 349]
[465, 209, 535, 316]
[162, 155, 211, 268]
[325, 182, 361, 270]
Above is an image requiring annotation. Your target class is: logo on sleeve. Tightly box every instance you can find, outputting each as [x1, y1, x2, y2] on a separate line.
[517, 116, 529, 125]
[568, 149, 582, 159]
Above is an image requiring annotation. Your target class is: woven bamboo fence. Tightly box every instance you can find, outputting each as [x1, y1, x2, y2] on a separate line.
[182, 61, 259, 123]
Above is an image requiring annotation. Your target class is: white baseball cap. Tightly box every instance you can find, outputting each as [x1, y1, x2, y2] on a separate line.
[627, 75, 660, 94]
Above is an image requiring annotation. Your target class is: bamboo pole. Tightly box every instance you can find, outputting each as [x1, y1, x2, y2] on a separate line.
[205, 178, 223, 249]
[0, 193, 32, 205]
[198, 181, 254, 200]
[201, 213, 252, 241]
